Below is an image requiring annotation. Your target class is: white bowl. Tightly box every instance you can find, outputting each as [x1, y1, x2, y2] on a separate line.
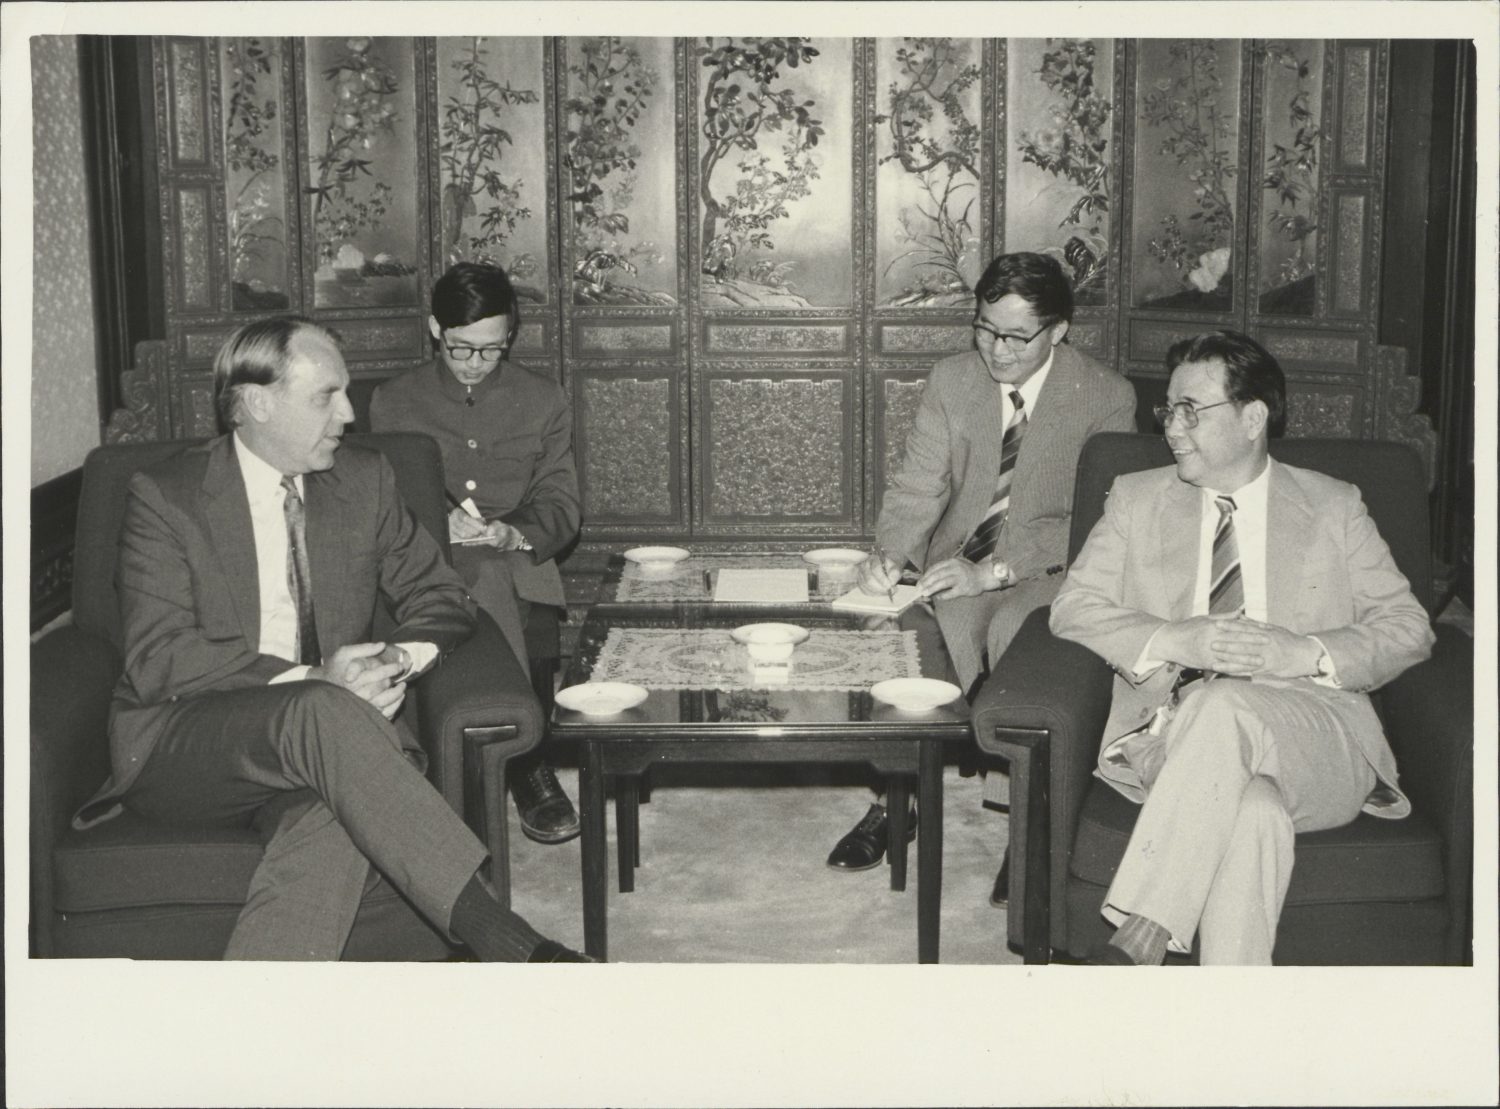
[555, 682, 649, 716]
[731, 622, 810, 664]
[869, 677, 962, 712]
[802, 547, 867, 578]
[623, 545, 690, 577]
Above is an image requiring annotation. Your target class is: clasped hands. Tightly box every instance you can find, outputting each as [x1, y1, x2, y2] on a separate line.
[857, 550, 1007, 600]
[448, 506, 527, 551]
[309, 642, 411, 720]
[1155, 614, 1324, 679]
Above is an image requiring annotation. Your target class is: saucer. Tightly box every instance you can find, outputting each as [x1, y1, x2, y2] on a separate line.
[869, 677, 962, 712]
[731, 622, 810, 664]
[623, 546, 690, 577]
[555, 682, 649, 716]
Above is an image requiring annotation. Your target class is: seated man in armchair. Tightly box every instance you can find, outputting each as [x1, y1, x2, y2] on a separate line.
[1050, 330, 1434, 965]
[73, 316, 589, 962]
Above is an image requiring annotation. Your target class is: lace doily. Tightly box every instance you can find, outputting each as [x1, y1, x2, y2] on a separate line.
[612, 554, 854, 603]
[588, 627, 921, 691]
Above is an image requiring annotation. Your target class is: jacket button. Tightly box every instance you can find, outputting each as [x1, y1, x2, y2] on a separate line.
[467, 439, 478, 449]
[465, 480, 476, 491]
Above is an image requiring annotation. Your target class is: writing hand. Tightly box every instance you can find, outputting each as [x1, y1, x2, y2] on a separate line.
[448, 506, 487, 542]
[482, 520, 528, 551]
[857, 550, 900, 596]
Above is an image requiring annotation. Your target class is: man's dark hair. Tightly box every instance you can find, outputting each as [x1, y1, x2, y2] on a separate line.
[973, 251, 1074, 326]
[431, 261, 521, 345]
[1165, 329, 1287, 438]
[213, 315, 334, 432]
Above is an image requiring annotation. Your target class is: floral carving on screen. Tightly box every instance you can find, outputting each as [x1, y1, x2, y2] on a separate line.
[222, 37, 289, 310]
[304, 37, 419, 308]
[695, 37, 852, 308]
[874, 37, 982, 307]
[1132, 39, 1240, 309]
[563, 36, 676, 305]
[1008, 39, 1114, 305]
[1256, 40, 1322, 316]
[436, 37, 548, 303]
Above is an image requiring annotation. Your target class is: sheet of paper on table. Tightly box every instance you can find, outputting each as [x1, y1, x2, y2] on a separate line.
[830, 583, 923, 616]
[712, 567, 810, 604]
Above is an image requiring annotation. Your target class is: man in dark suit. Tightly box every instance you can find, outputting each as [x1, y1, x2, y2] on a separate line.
[1051, 331, 1433, 964]
[73, 316, 588, 961]
[828, 252, 1138, 879]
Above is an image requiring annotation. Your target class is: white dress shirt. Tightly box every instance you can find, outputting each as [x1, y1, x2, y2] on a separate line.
[234, 433, 435, 682]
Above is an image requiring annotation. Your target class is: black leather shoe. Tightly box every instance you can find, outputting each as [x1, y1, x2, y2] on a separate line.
[826, 802, 917, 871]
[527, 939, 598, 963]
[511, 762, 580, 844]
[1084, 942, 1138, 966]
[989, 848, 1010, 908]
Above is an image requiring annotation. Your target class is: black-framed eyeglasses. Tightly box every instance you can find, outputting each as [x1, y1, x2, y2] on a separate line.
[972, 319, 1051, 352]
[443, 340, 509, 363]
[1153, 399, 1237, 429]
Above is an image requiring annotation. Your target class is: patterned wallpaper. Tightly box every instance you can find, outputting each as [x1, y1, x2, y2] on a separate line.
[31, 35, 100, 486]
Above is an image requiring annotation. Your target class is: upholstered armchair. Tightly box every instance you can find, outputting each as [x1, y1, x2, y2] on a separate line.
[30, 432, 543, 959]
[973, 433, 1473, 965]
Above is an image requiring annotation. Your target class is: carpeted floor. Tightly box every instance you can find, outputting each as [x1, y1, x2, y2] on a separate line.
[507, 762, 1023, 964]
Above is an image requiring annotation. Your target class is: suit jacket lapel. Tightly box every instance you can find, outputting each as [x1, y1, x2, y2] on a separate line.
[954, 356, 1005, 533]
[304, 465, 352, 658]
[1157, 478, 1201, 619]
[201, 436, 262, 647]
[1264, 459, 1311, 627]
[1015, 344, 1073, 499]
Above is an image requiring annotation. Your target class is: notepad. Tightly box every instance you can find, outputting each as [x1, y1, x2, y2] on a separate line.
[830, 583, 923, 616]
[712, 568, 810, 604]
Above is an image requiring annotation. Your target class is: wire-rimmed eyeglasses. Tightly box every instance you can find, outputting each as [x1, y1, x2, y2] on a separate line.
[1153, 399, 1237, 429]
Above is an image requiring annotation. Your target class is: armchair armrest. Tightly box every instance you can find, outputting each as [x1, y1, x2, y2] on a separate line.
[1377, 624, 1473, 962]
[30, 625, 122, 956]
[414, 607, 544, 908]
[971, 606, 1114, 960]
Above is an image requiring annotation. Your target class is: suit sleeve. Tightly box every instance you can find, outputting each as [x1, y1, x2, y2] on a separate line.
[500, 390, 581, 564]
[1005, 376, 1140, 580]
[1308, 485, 1435, 691]
[875, 369, 954, 568]
[1049, 476, 1169, 685]
[373, 453, 478, 656]
[116, 474, 290, 706]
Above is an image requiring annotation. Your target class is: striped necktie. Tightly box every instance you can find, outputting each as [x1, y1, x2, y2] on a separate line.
[960, 389, 1027, 563]
[1208, 495, 1244, 616]
[281, 476, 320, 666]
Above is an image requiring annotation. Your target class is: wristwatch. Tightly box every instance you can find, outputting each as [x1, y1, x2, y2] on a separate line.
[988, 558, 1014, 589]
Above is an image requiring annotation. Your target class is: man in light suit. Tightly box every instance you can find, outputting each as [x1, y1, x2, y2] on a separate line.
[827, 252, 1137, 877]
[1051, 330, 1434, 965]
[73, 316, 589, 961]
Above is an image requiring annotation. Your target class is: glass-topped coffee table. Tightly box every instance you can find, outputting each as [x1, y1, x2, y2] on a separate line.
[549, 598, 972, 962]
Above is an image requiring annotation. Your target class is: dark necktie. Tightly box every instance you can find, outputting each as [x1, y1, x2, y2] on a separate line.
[281, 475, 320, 666]
[960, 389, 1027, 563]
[1207, 495, 1244, 615]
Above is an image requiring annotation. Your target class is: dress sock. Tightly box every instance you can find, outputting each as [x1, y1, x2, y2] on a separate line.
[1112, 913, 1170, 965]
[449, 871, 548, 962]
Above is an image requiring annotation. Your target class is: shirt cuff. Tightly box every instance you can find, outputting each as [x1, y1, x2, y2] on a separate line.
[1307, 636, 1342, 687]
[1130, 627, 1169, 680]
[270, 665, 312, 684]
[396, 641, 439, 680]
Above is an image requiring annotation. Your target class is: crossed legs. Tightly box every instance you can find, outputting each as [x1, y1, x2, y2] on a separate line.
[124, 681, 550, 960]
[1103, 679, 1376, 964]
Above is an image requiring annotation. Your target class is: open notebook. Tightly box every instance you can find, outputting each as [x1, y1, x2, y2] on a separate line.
[830, 583, 923, 616]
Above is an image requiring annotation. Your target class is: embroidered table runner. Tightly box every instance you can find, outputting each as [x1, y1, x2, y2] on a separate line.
[588, 627, 921, 691]
[612, 554, 854, 604]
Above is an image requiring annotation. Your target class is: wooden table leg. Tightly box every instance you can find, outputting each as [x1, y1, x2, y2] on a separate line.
[887, 775, 909, 892]
[917, 738, 943, 963]
[579, 739, 608, 961]
[616, 774, 639, 893]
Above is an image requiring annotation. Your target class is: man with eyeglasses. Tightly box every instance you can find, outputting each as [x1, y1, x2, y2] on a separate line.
[371, 262, 583, 845]
[1051, 330, 1432, 964]
[827, 252, 1137, 884]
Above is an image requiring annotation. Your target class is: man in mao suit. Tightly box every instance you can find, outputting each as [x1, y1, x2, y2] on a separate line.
[370, 261, 582, 845]
[73, 316, 588, 962]
[1050, 330, 1434, 965]
[826, 252, 1137, 877]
